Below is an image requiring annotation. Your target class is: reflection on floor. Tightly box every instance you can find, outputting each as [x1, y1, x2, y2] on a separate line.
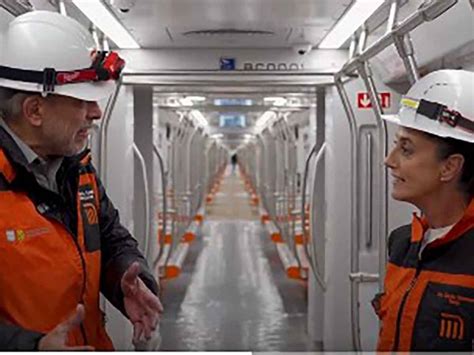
[205, 168, 258, 221]
[160, 167, 315, 351]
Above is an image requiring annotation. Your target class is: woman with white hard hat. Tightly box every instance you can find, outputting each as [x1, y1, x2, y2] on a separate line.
[373, 69, 474, 351]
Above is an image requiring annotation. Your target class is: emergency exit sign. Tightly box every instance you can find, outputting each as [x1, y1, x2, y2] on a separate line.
[357, 92, 391, 109]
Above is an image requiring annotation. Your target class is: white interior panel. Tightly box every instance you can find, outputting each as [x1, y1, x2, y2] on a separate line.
[102, 85, 135, 350]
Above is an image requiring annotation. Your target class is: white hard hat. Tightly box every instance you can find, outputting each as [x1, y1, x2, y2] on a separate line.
[0, 11, 124, 101]
[383, 70, 474, 143]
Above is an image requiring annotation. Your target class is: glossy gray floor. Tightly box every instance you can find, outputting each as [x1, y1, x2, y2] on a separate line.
[159, 169, 316, 351]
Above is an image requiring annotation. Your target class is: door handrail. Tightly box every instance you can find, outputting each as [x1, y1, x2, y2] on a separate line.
[301, 143, 317, 232]
[365, 132, 374, 248]
[152, 144, 168, 268]
[307, 143, 327, 291]
[133, 143, 151, 260]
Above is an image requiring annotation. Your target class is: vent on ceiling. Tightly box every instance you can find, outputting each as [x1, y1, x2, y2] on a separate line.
[183, 29, 275, 37]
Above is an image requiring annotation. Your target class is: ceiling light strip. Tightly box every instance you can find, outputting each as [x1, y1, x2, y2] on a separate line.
[71, 0, 140, 49]
[318, 0, 385, 49]
[190, 110, 209, 127]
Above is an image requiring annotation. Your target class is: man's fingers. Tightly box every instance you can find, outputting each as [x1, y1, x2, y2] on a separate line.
[143, 311, 159, 333]
[141, 285, 164, 313]
[133, 322, 144, 344]
[150, 313, 159, 330]
[154, 295, 164, 313]
[56, 304, 85, 334]
[142, 321, 152, 340]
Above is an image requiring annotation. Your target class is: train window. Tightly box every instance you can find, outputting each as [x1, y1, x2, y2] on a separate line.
[214, 98, 252, 106]
[219, 114, 246, 128]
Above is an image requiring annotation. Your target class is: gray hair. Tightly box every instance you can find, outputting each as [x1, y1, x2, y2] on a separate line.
[0, 87, 32, 120]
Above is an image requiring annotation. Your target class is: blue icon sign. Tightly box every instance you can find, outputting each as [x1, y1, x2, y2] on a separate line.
[220, 57, 236, 70]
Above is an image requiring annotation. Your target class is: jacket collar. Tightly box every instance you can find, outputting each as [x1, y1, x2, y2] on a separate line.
[0, 124, 29, 168]
[0, 119, 38, 166]
[411, 198, 474, 248]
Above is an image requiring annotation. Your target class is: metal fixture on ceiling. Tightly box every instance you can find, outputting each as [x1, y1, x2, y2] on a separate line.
[0, 0, 33, 15]
[182, 29, 275, 37]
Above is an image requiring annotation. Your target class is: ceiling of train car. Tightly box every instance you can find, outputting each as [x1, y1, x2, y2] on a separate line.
[42, 0, 352, 49]
[26, 0, 400, 51]
[106, 0, 349, 49]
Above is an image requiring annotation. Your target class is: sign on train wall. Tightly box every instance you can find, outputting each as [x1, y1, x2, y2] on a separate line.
[357, 92, 391, 109]
[118, 48, 347, 73]
[220, 57, 304, 71]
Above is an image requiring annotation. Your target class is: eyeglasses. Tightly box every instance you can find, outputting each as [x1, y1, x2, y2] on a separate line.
[401, 97, 474, 134]
[0, 51, 125, 94]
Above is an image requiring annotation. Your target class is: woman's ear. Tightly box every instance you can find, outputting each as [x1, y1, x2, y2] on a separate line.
[440, 154, 465, 183]
[22, 95, 45, 127]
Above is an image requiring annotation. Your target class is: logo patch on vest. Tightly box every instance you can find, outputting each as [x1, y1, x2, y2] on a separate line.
[5, 227, 50, 242]
[36, 203, 51, 215]
[79, 184, 101, 252]
[83, 202, 98, 225]
[79, 186, 95, 203]
[6, 230, 15, 242]
[439, 312, 465, 340]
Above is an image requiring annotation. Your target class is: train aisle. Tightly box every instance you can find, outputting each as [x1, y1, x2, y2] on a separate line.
[159, 166, 314, 351]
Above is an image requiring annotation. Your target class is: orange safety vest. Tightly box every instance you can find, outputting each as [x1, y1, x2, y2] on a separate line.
[375, 198, 474, 351]
[0, 149, 114, 350]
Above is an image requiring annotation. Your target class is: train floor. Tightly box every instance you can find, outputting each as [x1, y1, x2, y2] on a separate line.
[159, 166, 318, 351]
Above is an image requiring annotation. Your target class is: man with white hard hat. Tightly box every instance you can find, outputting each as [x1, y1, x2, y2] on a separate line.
[0, 11, 162, 350]
[374, 69, 474, 351]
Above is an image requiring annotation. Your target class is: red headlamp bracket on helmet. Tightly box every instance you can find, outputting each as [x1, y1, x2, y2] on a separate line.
[0, 51, 125, 95]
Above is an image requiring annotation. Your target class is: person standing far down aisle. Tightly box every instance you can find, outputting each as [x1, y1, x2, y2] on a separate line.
[0, 11, 162, 350]
[373, 69, 474, 352]
[231, 153, 238, 174]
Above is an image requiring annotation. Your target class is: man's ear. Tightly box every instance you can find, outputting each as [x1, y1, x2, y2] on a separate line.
[440, 154, 465, 183]
[22, 95, 45, 127]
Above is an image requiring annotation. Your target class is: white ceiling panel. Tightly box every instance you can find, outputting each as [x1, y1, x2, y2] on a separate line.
[103, 0, 351, 48]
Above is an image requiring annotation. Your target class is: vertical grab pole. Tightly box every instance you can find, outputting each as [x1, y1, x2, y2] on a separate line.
[97, 80, 121, 312]
[348, 35, 358, 60]
[99, 81, 122, 185]
[393, 33, 420, 85]
[356, 62, 388, 288]
[280, 117, 297, 250]
[256, 134, 266, 209]
[334, 75, 361, 352]
[386, 0, 400, 33]
[389, 0, 419, 85]
[357, 26, 368, 56]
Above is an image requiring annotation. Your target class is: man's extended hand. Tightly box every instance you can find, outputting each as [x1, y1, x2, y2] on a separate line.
[121, 262, 163, 344]
[37, 305, 94, 351]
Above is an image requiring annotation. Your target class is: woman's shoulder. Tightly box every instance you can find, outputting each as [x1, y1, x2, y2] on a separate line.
[387, 224, 412, 259]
